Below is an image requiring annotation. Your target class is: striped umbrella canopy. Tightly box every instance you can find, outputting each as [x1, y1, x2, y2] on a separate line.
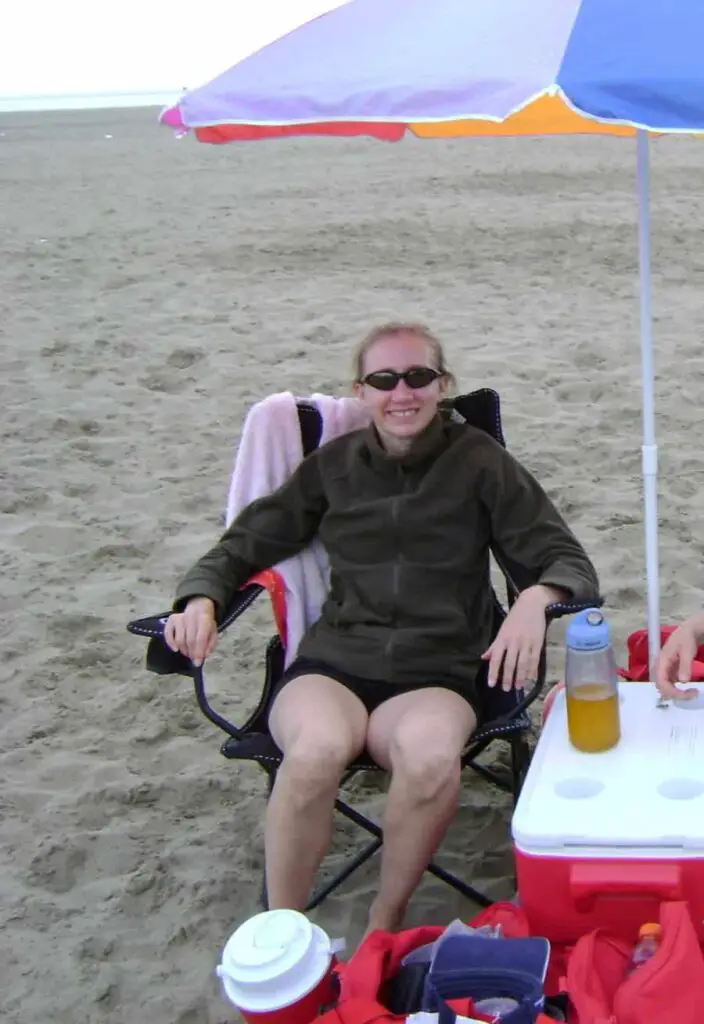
[161, 0, 704, 674]
[162, 0, 703, 140]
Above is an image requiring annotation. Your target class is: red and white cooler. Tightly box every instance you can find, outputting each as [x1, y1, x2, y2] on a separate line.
[512, 681, 704, 945]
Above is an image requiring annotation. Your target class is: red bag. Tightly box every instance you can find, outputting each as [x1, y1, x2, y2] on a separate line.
[618, 627, 704, 682]
[564, 901, 704, 1023]
[323, 903, 536, 1024]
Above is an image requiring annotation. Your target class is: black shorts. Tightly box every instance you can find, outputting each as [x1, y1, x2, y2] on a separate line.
[271, 656, 482, 721]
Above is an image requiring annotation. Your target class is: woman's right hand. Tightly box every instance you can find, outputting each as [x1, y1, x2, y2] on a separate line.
[164, 596, 218, 667]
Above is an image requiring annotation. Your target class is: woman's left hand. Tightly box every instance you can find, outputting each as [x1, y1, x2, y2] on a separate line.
[482, 584, 565, 691]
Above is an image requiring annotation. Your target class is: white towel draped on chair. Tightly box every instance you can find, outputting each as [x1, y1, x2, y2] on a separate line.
[225, 391, 370, 665]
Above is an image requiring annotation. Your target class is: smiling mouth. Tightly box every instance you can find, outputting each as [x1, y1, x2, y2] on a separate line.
[387, 409, 419, 418]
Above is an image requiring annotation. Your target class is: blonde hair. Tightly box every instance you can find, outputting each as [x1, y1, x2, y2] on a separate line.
[353, 321, 456, 388]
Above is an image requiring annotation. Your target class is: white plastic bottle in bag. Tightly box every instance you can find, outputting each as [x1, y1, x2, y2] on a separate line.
[474, 996, 520, 1017]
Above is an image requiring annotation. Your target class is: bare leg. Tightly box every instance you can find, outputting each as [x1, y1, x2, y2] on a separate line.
[266, 674, 368, 910]
[364, 688, 477, 934]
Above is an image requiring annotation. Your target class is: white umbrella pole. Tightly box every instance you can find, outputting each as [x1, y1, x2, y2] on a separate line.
[636, 129, 661, 674]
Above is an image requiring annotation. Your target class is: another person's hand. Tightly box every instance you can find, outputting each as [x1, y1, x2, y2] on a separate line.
[482, 584, 562, 691]
[654, 617, 703, 702]
[164, 596, 218, 667]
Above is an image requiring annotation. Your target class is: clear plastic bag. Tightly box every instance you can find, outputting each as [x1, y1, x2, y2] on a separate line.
[401, 919, 503, 968]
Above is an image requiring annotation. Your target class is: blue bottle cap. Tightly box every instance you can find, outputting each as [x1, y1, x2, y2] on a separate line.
[566, 607, 611, 652]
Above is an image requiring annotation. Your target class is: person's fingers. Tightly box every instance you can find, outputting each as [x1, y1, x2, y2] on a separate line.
[654, 646, 678, 689]
[513, 641, 532, 690]
[502, 640, 520, 691]
[205, 625, 219, 659]
[177, 615, 194, 661]
[511, 643, 528, 692]
[163, 617, 176, 651]
[180, 607, 198, 658]
[677, 638, 697, 684]
[163, 611, 218, 663]
[658, 676, 699, 702]
[191, 615, 213, 666]
[487, 639, 505, 687]
[654, 640, 697, 701]
[528, 642, 541, 687]
[196, 617, 219, 666]
[516, 642, 540, 691]
[172, 616, 188, 656]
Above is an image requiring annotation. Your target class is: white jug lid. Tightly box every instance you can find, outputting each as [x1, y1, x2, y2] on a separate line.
[217, 910, 332, 1012]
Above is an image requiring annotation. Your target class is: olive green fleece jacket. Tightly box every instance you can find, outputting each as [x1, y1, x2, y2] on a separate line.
[174, 416, 599, 686]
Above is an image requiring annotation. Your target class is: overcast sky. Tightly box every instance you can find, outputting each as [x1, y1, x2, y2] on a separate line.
[2, 1, 349, 100]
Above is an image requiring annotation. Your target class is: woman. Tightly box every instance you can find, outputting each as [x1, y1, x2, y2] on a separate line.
[654, 613, 704, 700]
[165, 322, 599, 934]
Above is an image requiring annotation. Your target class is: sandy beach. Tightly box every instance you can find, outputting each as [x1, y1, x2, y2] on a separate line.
[2, 106, 704, 1023]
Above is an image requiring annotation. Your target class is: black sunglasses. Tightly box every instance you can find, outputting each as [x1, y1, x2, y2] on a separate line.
[360, 366, 442, 392]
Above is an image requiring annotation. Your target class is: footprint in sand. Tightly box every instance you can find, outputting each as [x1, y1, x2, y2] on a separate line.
[120, 858, 178, 914]
[46, 613, 106, 642]
[27, 839, 89, 895]
[51, 416, 102, 438]
[0, 489, 50, 514]
[75, 934, 116, 962]
[16, 523, 85, 556]
[89, 542, 151, 566]
[165, 347, 205, 369]
[139, 371, 186, 394]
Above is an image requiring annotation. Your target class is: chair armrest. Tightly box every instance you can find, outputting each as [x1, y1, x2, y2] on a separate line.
[546, 595, 604, 622]
[126, 582, 265, 677]
[217, 582, 266, 631]
[126, 583, 267, 737]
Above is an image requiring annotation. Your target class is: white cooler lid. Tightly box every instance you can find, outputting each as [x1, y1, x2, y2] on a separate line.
[512, 683, 704, 854]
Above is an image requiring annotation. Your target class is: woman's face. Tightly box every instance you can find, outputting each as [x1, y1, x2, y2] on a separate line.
[354, 332, 447, 447]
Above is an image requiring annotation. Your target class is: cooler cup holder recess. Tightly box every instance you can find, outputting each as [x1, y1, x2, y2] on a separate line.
[554, 778, 605, 800]
[657, 778, 704, 801]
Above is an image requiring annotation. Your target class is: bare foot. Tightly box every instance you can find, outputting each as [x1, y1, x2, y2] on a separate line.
[362, 899, 407, 941]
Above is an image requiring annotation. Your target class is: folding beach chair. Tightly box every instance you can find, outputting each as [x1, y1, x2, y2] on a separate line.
[127, 388, 601, 910]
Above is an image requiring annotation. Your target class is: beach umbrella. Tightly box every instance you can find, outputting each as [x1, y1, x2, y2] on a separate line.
[161, 0, 704, 674]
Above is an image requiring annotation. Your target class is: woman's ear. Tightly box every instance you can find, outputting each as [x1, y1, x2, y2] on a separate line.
[353, 381, 363, 398]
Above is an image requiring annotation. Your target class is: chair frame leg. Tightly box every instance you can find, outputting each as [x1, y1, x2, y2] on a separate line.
[306, 796, 385, 910]
[331, 798, 494, 909]
[509, 734, 532, 893]
[259, 768, 276, 910]
[306, 836, 383, 911]
[510, 735, 532, 807]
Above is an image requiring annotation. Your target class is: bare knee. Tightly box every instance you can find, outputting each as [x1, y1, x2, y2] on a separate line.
[389, 730, 462, 801]
[280, 736, 354, 806]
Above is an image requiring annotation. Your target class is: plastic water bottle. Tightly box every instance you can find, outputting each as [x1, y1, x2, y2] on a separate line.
[474, 996, 520, 1017]
[628, 922, 661, 975]
[564, 608, 621, 753]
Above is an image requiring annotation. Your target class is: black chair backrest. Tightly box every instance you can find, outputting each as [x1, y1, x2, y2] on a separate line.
[298, 403, 324, 457]
[452, 390, 505, 448]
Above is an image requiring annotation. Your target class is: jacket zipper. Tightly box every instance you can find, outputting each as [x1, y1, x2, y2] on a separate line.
[384, 496, 402, 660]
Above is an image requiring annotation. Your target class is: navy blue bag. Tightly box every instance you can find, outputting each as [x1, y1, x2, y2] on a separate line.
[423, 934, 550, 1024]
